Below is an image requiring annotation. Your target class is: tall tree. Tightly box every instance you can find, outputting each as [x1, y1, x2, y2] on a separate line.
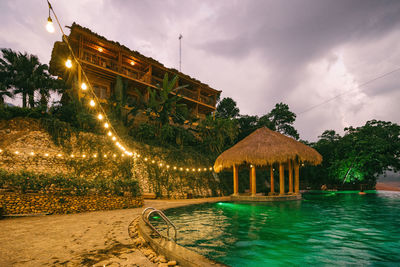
[264, 102, 299, 139]
[0, 48, 58, 108]
[0, 66, 12, 105]
[216, 97, 240, 119]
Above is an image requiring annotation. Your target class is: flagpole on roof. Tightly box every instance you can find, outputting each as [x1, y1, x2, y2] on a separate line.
[179, 34, 183, 72]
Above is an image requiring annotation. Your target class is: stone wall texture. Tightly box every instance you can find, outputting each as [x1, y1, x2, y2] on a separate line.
[0, 191, 143, 215]
[0, 118, 221, 201]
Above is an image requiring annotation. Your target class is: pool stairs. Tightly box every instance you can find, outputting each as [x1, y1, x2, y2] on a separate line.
[142, 207, 177, 241]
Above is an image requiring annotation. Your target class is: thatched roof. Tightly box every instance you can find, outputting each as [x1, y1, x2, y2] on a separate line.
[213, 127, 322, 173]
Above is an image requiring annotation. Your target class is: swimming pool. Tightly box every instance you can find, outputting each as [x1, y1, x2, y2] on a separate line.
[161, 191, 400, 266]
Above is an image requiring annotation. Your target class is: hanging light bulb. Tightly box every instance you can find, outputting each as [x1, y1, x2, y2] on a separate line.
[209, 167, 213, 171]
[144, 157, 148, 161]
[167, 165, 170, 169]
[44, 153, 49, 157]
[70, 154, 75, 158]
[57, 154, 62, 157]
[198, 168, 201, 172]
[179, 167, 183, 171]
[93, 154, 97, 158]
[46, 17, 55, 33]
[65, 59, 72, 68]
[103, 154, 107, 158]
[81, 82, 87, 90]
[151, 160, 155, 164]
[30, 152, 35, 156]
[89, 99, 95, 107]
[104, 123, 109, 128]
[107, 131, 112, 136]
[0, 149, 2, 153]
[97, 114, 104, 120]
[82, 154, 86, 158]
[173, 166, 177, 170]
[112, 136, 116, 141]
[15, 151, 20, 155]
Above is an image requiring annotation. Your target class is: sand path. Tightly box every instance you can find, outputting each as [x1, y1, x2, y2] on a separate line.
[0, 197, 229, 266]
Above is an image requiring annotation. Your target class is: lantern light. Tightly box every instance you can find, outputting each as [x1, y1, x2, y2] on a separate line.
[46, 17, 55, 33]
[65, 59, 72, 68]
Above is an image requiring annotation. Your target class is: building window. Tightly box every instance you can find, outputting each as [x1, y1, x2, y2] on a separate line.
[93, 85, 108, 99]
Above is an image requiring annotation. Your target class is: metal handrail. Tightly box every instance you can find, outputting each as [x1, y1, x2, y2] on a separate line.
[141, 207, 177, 241]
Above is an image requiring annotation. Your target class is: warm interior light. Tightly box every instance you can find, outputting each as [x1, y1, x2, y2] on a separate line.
[97, 114, 104, 120]
[65, 59, 72, 68]
[98, 47, 103, 52]
[104, 123, 109, 128]
[81, 83, 87, 90]
[46, 17, 55, 33]
[89, 99, 95, 107]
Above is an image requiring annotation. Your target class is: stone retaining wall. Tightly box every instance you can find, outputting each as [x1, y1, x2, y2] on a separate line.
[0, 191, 143, 215]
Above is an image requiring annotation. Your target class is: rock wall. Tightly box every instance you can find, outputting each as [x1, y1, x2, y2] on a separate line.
[0, 191, 143, 215]
[0, 118, 221, 199]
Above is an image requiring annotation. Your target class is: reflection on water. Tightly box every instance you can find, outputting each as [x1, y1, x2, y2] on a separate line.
[164, 191, 400, 266]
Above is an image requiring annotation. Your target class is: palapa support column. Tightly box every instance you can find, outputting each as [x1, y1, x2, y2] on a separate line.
[288, 160, 293, 194]
[279, 163, 285, 195]
[295, 162, 300, 194]
[270, 166, 275, 195]
[249, 167, 252, 194]
[251, 165, 256, 196]
[233, 165, 239, 195]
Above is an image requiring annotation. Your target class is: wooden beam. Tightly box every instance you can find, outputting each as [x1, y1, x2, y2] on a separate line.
[251, 166, 256, 196]
[279, 163, 285, 195]
[233, 165, 239, 195]
[295, 162, 300, 194]
[288, 160, 293, 193]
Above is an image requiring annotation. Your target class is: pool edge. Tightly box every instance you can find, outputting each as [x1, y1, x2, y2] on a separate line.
[138, 215, 228, 267]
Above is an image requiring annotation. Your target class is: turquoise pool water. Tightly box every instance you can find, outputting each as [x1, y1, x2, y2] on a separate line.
[162, 191, 400, 266]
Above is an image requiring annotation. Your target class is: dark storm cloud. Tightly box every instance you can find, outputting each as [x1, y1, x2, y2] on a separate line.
[0, 0, 399, 141]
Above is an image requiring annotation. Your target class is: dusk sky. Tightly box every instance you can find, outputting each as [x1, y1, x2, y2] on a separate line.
[1, 0, 399, 141]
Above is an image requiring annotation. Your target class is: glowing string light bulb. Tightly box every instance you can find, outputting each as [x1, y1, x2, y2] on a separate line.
[112, 136, 116, 141]
[104, 123, 109, 128]
[81, 82, 87, 90]
[65, 59, 72, 68]
[89, 99, 95, 107]
[107, 131, 112, 136]
[46, 17, 55, 33]
[97, 114, 104, 120]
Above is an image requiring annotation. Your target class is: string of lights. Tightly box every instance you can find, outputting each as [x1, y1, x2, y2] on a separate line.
[44, 0, 213, 172]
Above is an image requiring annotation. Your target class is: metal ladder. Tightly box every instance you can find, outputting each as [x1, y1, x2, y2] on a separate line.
[142, 207, 177, 241]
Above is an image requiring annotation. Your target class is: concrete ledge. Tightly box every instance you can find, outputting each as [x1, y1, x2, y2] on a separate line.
[231, 193, 301, 202]
[138, 216, 227, 267]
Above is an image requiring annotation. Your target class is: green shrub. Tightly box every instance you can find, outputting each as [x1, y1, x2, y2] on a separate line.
[0, 169, 141, 197]
[0, 106, 47, 120]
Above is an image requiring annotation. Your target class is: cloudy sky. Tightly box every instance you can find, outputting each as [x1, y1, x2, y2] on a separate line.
[1, 0, 399, 141]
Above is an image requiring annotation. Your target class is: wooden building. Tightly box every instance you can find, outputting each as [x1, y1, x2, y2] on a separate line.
[49, 23, 220, 119]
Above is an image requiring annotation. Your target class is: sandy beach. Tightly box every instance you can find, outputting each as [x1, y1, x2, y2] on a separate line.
[0, 197, 229, 266]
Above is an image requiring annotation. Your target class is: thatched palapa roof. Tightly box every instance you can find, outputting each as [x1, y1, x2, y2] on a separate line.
[213, 127, 322, 173]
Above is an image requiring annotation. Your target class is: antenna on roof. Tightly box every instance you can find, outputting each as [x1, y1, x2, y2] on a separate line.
[179, 34, 183, 72]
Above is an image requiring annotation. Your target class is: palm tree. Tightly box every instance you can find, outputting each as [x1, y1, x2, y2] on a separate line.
[0, 66, 13, 105]
[0, 48, 59, 108]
